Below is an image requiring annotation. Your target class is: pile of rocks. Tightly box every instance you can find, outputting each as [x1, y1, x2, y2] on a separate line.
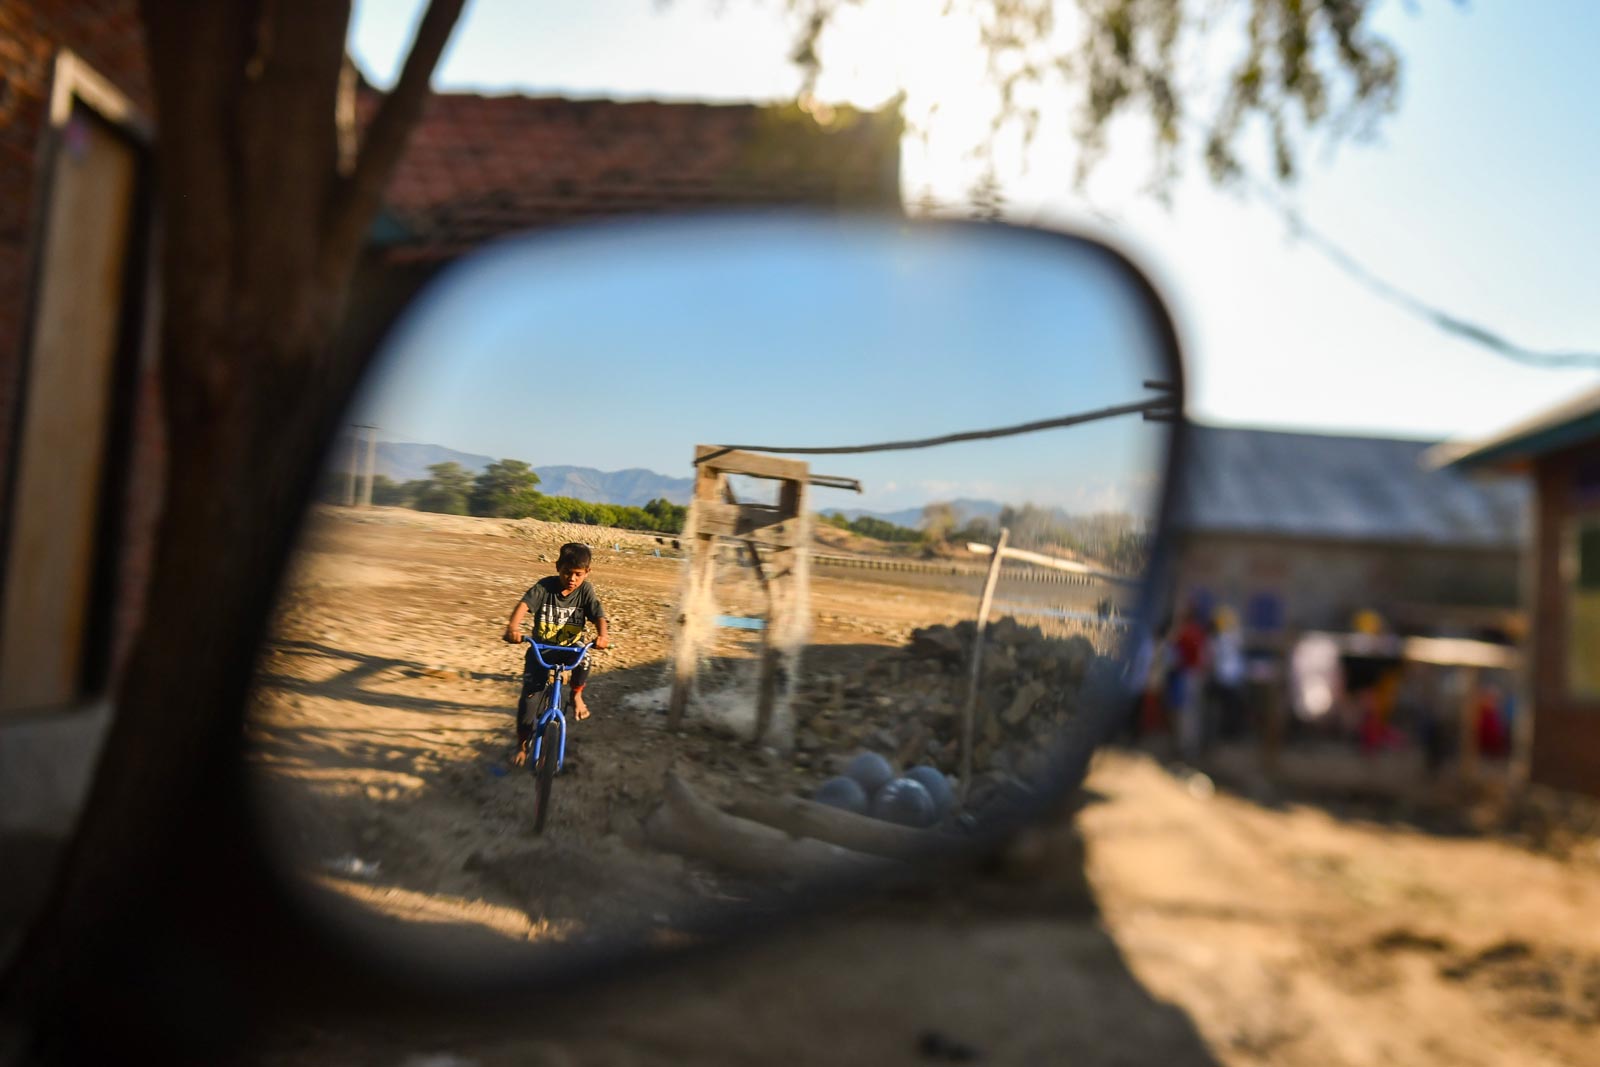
[790, 616, 1116, 801]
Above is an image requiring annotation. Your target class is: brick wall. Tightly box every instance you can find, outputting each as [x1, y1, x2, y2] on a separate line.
[0, 0, 149, 479]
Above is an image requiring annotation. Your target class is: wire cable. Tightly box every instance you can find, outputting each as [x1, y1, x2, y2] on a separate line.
[697, 389, 1175, 464]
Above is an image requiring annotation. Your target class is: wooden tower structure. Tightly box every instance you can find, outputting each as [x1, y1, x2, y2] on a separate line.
[668, 446, 828, 744]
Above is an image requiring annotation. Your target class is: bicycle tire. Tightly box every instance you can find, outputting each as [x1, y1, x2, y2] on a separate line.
[532, 718, 563, 834]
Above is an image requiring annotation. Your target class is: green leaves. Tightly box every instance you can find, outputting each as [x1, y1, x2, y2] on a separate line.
[468, 458, 541, 517]
[781, 0, 1407, 196]
[371, 458, 687, 533]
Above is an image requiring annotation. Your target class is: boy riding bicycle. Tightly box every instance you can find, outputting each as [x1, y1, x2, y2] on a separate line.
[502, 541, 610, 766]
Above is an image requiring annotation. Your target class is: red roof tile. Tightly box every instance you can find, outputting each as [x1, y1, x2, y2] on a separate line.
[361, 87, 903, 261]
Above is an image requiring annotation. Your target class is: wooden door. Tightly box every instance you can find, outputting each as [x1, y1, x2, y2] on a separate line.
[0, 102, 141, 713]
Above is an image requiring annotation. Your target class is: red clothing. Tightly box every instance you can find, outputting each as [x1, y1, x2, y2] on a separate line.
[1476, 698, 1509, 758]
[1174, 622, 1206, 670]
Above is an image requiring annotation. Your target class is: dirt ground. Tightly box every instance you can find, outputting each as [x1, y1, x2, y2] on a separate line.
[249, 508, 1600, 1066]
[247, 506, 992, 967]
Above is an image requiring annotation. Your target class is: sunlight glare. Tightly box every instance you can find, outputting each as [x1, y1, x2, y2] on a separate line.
[810, 1, 1002, 203]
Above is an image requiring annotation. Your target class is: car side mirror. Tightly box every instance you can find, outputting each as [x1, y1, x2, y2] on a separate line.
[236, 212, 1186, 995]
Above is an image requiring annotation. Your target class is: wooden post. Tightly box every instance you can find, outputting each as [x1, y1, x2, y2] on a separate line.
[752, 476, 809, 744]
[753, 543, 785, 744]
[668, 532, 717, 728]
[1262, 661, 1284, 777]
[669, 462, 727, 727]
[960, 526, 1009, 799]
[1261, 632, 1289, 778]
[1457, 665, 1482, 786]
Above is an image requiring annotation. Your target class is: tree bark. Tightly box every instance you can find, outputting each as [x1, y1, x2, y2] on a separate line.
[0, 1, 465, 1060]
[726, 794, 958, 862]
[644, 774, 898, 882]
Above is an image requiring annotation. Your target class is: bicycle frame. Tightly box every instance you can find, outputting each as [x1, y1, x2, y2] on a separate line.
[523, 639, 591, 772]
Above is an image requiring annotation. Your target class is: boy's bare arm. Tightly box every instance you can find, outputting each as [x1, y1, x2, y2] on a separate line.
[593, 616, 610, 649]
[503, 601, 530, 642]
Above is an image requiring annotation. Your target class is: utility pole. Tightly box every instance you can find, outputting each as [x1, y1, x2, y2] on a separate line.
[343, 427, 360, 506]
[356, 423, 378, 507]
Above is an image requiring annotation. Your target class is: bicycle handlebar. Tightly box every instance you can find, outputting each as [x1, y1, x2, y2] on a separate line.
[521, 638, 596, 671]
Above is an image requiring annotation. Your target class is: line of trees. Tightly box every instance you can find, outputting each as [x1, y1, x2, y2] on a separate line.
[819, 511, 923, 542]
[334, 458, 689, 533]
[332, 461, 1145, 563]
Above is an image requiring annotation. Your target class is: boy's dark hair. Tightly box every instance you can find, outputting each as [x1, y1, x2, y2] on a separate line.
[557, 542, 592, 571]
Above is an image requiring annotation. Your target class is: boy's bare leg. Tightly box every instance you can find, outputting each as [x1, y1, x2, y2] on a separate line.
[573, 687, 591, 721]
[511, 741, 529, 766]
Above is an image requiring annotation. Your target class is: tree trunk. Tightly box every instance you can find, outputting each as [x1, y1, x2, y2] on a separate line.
[0, 1, 466, 1060]
[726, 794, 958, 862]
[644, 774, 898, 882]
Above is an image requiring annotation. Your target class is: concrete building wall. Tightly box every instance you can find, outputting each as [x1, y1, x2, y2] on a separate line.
[1175, 533, 1522, 632]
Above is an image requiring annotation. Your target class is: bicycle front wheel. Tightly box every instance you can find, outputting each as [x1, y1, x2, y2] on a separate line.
[532, 719, 563, 834]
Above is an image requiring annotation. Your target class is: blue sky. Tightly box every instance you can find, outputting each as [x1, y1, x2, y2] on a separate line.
[356, 216, 1169, 513]
[348, 0, 1599, 501]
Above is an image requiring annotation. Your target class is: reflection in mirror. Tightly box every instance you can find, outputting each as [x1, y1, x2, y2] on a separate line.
[245, 216, 1177, 977]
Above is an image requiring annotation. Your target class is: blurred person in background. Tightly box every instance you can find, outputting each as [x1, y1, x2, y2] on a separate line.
[1208, 605, 1247, 743]
[1171, 601, 1210, 760]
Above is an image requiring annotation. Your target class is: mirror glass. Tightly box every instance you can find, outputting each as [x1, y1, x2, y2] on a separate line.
[245, 214, 1179, 979]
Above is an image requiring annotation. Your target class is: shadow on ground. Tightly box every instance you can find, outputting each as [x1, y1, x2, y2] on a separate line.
[242, 639, 1225, 1065]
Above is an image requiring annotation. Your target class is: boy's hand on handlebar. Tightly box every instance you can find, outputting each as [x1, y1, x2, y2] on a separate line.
[502, 629, 521, 644]
[593, 636, 610, 650]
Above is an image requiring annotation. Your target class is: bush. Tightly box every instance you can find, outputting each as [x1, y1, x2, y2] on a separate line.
[818, 511, 920, 543]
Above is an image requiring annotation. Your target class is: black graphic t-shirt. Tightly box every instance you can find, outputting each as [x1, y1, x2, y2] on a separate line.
[519, 576, 605, 647]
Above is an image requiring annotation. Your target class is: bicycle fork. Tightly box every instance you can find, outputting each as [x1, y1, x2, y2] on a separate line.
[531, 673, 569, 770]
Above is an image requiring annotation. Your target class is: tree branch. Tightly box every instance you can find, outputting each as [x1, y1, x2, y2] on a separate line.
[319, 0, 466, 285]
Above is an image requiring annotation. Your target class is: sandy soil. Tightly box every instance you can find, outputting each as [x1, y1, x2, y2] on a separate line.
[247, 506, 987, 967]
[249, 507, 1600, 1066]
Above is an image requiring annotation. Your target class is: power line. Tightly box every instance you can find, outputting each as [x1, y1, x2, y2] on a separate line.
[1240, 174, 1600, 371]
[696, 383, 1177, 464]
[1022, 124, 1600, 373]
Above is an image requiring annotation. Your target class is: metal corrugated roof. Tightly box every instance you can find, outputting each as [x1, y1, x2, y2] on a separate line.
[1172, 425, 1529, 549]
[1434, 385, 1600, 471]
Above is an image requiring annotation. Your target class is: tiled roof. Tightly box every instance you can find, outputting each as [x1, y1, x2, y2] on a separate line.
[363, 88, 903, 261]
[1172, 424, 1530, 550]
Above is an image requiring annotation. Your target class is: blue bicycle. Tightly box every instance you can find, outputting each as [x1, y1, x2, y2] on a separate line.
[519, 639, 593, 833]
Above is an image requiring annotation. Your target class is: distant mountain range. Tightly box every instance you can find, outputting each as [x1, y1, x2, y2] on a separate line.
[343, 441, 696, 507]
[341, 441, 1027, 523]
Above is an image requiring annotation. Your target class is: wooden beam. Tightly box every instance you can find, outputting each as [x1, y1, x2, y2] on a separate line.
[807, 473, 863, 493]
[694, 503, 802, 545]
[1401, 636, 1520, 670]
[694, 446, 810, 483]
[722, 485, 774, 596]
